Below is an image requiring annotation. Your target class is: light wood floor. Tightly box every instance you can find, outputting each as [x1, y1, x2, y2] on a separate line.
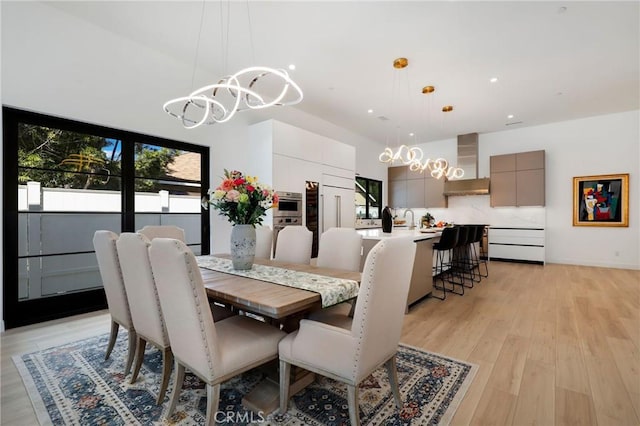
[1, 261, 639, 425]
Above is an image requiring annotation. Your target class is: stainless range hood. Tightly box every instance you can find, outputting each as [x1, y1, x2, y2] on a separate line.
[443, 133, 490, 196]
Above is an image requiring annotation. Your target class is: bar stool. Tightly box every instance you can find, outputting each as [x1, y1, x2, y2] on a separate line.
[463, 225, 483, 284]
[452, 225, 476, 288]
[475, 225, 489, 278]
[432, 226, 462, 299]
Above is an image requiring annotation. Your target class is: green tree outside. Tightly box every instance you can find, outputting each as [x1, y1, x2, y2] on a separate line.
[18, 124, 178, 192]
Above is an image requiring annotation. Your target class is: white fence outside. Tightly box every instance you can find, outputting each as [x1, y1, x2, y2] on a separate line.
[18, 183, 202, 301]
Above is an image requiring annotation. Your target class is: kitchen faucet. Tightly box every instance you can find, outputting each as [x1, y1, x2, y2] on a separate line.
[404, 209, 415, 230]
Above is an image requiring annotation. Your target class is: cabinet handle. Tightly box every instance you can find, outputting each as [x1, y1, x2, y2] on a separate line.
[321, 194, 325, 232]
[336, 195, 341, 227]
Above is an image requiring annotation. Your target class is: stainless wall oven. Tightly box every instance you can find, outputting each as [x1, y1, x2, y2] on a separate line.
[273, 191, 302, 217]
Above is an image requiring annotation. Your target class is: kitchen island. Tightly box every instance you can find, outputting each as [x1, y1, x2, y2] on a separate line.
[356, 228, 441, 310]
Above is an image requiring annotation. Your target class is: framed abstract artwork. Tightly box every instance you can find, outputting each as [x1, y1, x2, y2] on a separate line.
[573, 173, 629, 227]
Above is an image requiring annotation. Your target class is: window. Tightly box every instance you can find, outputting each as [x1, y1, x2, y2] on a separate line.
[3, 107, 210, 328]
[355, 177, 382, 219]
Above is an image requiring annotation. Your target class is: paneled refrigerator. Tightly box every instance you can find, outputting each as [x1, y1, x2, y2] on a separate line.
[321, 179, 355, 232]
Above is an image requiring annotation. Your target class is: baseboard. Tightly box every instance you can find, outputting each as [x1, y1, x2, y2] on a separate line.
[489, 257, 544, 266]
[548, 258, 639, 270]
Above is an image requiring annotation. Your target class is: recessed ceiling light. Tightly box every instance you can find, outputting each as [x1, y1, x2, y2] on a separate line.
[442, 105, 453, 112]
[490, 77, 498, 83]
[367, 109, 374, 114]
[558, 6, 567, 14]
[288, 64, 296, 70]
[409, 132, 414, 137]
[507, 114, 514, 119]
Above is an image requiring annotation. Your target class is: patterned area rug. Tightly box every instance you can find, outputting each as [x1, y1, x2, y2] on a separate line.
[14, 332, 477, 425]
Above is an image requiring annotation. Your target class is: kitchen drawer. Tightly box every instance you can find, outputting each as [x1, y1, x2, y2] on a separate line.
[488, 227, 545, 264]
[489, 244, 545, 262]
[489, 228, 544, 245]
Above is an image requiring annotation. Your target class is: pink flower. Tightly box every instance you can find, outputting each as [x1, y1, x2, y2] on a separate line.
[225, 189, 240, 202]
[246, 185, 255, 192]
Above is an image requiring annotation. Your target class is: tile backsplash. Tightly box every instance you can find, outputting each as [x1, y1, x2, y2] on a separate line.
[393, 195, 546, 228]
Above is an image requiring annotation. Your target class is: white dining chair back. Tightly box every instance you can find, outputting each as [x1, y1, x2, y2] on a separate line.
[138, 225, 186, 242]
[254, 225, 273, 259]
[278, 237, 415, 425]
[274, 225, 313, 264]
[116, 232, 172, 404]
[148, 238, 286, 424]
[92, 230, 136, 375]
[316, 227, 362, 272]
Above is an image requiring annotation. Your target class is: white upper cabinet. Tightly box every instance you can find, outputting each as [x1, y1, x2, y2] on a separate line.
[321, 138, 355, 171]
[271, 121, 324, 163]
[253, 120, 355, 172]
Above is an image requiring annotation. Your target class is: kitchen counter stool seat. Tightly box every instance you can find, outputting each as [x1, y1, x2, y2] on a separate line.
[432, 227, 462, 299]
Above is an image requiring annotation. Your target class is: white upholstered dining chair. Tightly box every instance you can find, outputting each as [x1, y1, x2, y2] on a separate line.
[254, 225, 273, 259]
[92, 230, 136, 375]
[137, 225, 186, 242]
[310, 227, 363, 320]
[316, 227, 362, 271]
[148, 238, 286, 425]
[278, 237, 415, 425]
[116, 233, 172, 405]
[274, 225, 313, 264]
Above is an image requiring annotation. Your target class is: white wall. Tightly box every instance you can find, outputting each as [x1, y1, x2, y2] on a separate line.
[482, 111, 639, 269]
[413, 111, 639, 269]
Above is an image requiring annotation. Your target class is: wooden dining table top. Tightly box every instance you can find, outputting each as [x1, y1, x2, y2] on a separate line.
[199, 254, 361, 320]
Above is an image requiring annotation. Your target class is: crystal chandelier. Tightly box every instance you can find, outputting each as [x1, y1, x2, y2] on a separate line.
[163, 1, 303, 129]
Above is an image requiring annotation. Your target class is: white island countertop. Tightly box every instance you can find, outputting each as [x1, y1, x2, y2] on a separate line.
[356, 228, 441, 242]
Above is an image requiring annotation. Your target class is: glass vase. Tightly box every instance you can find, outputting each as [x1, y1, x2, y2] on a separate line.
[230, 224, 256, 270]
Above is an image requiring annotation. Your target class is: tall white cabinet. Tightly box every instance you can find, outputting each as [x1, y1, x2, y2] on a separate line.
[248, 120, 356, 231]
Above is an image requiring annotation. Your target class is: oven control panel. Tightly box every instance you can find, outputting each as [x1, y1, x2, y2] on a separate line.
[275, 216, 301, 226]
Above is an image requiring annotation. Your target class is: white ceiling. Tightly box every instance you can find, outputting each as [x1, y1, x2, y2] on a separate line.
[45, 1, 639, 145]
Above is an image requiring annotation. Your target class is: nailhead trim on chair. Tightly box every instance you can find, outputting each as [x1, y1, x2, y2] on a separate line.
[180, 240, 215, 378]
[351, 239, 382, 379]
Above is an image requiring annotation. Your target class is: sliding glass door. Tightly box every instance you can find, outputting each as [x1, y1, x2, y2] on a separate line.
[3, 107, 209, 328]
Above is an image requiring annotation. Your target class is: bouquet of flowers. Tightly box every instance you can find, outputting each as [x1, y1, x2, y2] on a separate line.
[202, 169, 279, 226]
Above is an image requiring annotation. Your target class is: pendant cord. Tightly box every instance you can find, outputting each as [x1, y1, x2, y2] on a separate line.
[245, 0, 256, 65]
[190, 0, 207, 91]
[219, 0, 231, 76]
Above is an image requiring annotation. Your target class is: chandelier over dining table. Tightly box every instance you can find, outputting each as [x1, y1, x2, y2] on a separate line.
[163, 1, 303, 129]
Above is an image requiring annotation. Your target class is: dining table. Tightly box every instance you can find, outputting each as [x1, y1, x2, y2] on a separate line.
[195, 254, 362, 414]
[197, 254, 361, 330]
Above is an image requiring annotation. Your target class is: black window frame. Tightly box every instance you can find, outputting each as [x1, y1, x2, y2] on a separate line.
[356, 176, 382, 219]
[3, 106, 210, 328]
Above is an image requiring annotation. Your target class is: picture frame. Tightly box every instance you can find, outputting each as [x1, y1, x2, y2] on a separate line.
[573, 173, 629, 227]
